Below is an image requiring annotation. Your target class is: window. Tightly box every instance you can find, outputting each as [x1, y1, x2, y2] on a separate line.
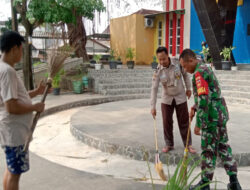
[176, 16, 181, 55]
[169, 19, 173, 54]
[158, 21, 163, 46]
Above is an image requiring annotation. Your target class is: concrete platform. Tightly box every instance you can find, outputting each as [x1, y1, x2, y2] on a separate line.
[70, 99, 250, 166]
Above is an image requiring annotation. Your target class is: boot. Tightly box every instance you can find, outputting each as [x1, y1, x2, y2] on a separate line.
[227, 175, 242, 190]
[189, 179, 210, 190]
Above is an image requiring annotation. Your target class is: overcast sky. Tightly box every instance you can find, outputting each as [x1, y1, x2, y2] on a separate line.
[0, 0, 163, 22]
[0, 0, 11, 21]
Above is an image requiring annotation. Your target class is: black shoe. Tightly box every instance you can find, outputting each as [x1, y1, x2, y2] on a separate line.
[227, 181, 242, 190]
[228, 175, 242, 190]
[189, 180, 210, 190]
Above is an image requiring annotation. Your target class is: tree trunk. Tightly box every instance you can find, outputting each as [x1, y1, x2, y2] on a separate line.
[67, 16, 88, 62]
[23, 27, 34, 90]
[11, 0, 18, 31]
[15, 0, 34, 90]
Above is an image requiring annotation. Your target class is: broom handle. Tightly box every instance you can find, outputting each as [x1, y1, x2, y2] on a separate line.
[23, 82, 51, 152]
[153, 118, 159, 152]
[184, 117, 192, 157]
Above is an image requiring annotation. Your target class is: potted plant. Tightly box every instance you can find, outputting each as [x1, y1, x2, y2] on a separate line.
[116, 56, 122, 69]
[89, 59, 96, 68]
[109, 49, 117, 69]
[93, 54, 102, 70]
[72, 79, 83, 94]
[200, 46, 210, 63]
[151, 55, 158, 70]
[220, 46, 235, 70]
[126, 48, 135, 69]
[52, 69, 64, 95]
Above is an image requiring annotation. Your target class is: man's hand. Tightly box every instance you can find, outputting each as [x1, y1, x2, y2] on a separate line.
[36, 80, 52, 95]
[186, 90, 192, 99]
[194, 126, 201, 136]
[151, 109, 156, 119]
[33, 102, 45, 113]
[189, 107, 196, 121]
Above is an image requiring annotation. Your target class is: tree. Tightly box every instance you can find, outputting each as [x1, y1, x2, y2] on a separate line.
[0, 18, 12, 33]
[14, 0, 105, 90]
[29, 0, 105, 61]
[11, 0, 18, 31]
[15, 0, 44, 90]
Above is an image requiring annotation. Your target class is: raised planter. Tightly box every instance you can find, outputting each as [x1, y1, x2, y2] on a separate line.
[82, 76, 88, 89]
[90, 59, 96, 68]
[95, 63, 102, 70]
[151, 61, 158, 70]
[109, 61, 117, 69]
[127, 61, 134, 69]
[222, 61, 232, 70]
[72, 80, 83, 94]
[116, 60, 122, 69]
[53, 88, 61, 95]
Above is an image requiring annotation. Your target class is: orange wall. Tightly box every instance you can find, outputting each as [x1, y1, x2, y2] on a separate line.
[110, 14, 155, 65]
[135, 14, 155, 65]
[110, 14, 136, 64]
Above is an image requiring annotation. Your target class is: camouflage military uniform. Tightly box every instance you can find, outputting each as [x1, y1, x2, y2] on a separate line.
[192, 63, 237, 182]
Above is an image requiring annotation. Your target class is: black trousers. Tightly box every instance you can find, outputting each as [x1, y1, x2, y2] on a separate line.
[161, 99, 192, 147]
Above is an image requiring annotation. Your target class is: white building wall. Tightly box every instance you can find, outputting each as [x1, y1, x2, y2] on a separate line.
[184, 0, 191, 49]
[169, 0, 174, 10]
[177, 0, 182, 10]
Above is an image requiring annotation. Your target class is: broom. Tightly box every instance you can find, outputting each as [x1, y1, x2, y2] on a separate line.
[180, 116, 193, 183]
[153, 118, 167, 181]
[23, 53, 67, 152]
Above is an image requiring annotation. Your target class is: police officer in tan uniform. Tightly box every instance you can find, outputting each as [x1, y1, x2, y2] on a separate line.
[150, 47, 196, 153]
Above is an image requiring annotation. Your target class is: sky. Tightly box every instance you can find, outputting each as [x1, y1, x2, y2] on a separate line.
[0, 0, 11, 21]
[0, 0, 163, 34]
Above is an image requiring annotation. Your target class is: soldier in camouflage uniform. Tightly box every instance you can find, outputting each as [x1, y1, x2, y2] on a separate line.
[179, 49, 242, 190]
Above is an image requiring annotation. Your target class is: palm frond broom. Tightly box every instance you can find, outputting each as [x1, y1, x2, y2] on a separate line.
[153, 118, 167, 181]
[23, 52, 67, 151]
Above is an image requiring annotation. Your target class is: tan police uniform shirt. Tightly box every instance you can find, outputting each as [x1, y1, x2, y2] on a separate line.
[150, 58, 191, 110]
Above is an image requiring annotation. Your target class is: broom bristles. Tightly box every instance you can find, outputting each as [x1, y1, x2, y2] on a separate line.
[48, 53, 67, 79]
[155, 161, 167, 181]
[155, 154, 167, 181]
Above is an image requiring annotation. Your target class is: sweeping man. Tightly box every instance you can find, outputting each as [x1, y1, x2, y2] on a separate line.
[150, 47, 196, 154]
[0, 31, 46, 190]
[179, 49, 242, 190]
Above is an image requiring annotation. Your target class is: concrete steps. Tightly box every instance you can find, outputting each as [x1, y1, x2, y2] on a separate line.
[88, 68, 250, 106]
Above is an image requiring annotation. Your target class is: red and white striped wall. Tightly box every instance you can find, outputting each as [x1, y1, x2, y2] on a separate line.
[165, 0, 191, 58]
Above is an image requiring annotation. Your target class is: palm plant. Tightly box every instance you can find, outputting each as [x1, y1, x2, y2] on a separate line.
[220, 46, 235, 61]
[126, 47, 135, 61]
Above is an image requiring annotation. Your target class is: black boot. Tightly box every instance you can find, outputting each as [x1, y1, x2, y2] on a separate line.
[189, 179, 210, 190]
[227, 175, 242, 190]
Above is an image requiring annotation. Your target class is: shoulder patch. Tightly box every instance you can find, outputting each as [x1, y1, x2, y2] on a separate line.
[195, 72, 209, 96]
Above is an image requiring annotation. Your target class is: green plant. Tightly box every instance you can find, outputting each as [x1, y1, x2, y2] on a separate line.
[220, 46, 235, 61]
[117, 56, 121, 61]
[93, 54, 102, 63]
[52, 69, 64, 88]
[126, 48, 135, 61]
[207, 57, 213, 63]
[200, 46, 210, 63]
[109, 49, 116, 61]
[33, 61, 44, 67]
[163, 158, 219, 190]
[152, 55, 157, 62]
[58, 44, 74, 55]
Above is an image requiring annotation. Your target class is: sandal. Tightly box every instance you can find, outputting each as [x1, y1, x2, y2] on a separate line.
[162, 146, 174, 153]
[188, 146, 197, 154]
